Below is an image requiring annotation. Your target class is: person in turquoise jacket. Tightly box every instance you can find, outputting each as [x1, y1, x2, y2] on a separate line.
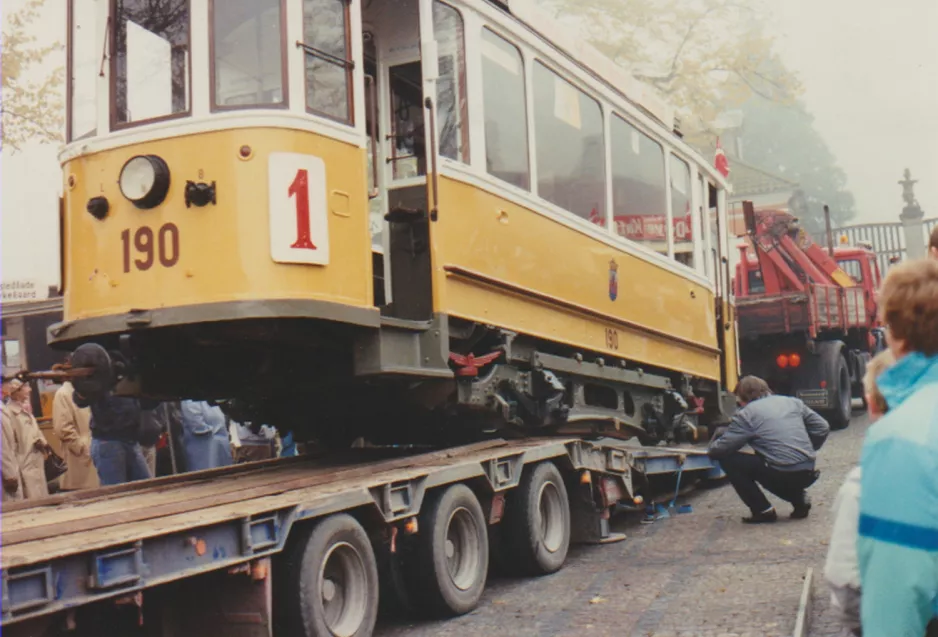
[858, 258, 938, 636]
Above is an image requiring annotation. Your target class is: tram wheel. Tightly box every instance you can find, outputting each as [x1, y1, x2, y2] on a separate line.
[504, 461, 571, 576]
[402, 483, 489, 617]
[276, 514, 379, 637]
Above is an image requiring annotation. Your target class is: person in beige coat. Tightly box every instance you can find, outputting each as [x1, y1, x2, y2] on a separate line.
[6, 380, 51, 499]
[52, 381, 100, 491]
[2, 404, 23, 502]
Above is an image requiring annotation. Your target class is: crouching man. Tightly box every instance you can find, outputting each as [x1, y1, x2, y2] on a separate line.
[708, 376, 830, 524]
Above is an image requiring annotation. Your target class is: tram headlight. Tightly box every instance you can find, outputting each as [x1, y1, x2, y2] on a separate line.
[118, 155, 170, 209]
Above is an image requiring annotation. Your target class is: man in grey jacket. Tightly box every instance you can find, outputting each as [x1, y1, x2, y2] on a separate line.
[708, 376, 830, 524]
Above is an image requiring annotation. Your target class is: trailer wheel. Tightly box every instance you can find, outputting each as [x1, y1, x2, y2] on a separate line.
[403, 483, 488, 617]
[277, 514, 379, 637]
[827, 355, 852, 430]
[504, 461, 571, 576]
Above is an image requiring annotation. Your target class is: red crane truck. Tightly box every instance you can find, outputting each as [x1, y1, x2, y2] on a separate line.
[733, 202, 885, 428]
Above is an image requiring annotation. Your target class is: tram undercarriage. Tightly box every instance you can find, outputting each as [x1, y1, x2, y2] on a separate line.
[65, 312, 725, 450]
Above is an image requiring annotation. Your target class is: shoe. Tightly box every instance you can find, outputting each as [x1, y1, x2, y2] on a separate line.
[791, 494, 812, 519]
[742, 508, 778, 524]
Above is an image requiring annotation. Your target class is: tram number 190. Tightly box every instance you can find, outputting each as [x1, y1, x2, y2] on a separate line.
[121, 223, 180, 273]
[604, 327, 619, 350]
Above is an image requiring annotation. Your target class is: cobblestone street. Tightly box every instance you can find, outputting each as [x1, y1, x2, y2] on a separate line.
[378, 411, 870, 637]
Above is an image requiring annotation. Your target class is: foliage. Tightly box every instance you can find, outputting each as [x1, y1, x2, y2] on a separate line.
[739, 97, 856, 229]
[550, 0, 802, 134]
[1, 0, 65, 151]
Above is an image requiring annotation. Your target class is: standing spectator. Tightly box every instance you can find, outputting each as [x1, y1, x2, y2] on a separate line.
[280, 430, 298, 457]
[73, 391, 153, 486]
[5, 379, 51, 499]
[857, 258, 938, 636]
[708, 375, 829, 524]
[52, 380, 99, 491]
[179, 401, 233, 472]
[929, 224, 937, 260]
[824, 350, 895, 637]
[2, 396, 23, 502]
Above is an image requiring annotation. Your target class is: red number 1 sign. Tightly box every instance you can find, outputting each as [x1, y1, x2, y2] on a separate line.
[288, 169, 317, 250]
[269, 153, 329, 265]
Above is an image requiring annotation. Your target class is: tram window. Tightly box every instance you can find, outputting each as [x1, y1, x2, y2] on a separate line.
[670, 155, 692, 266]
[68, 0, 98, 141]
[435, 2, 469, 164]
[533, 62, 605, 225]
[610, 115, 667, 256]
[212, 0, 286, 109]
[113, 0, 190, 126]
[481, 29, 529, 190]
[389, 62, 426, 180]
[302, 0, 352, 123]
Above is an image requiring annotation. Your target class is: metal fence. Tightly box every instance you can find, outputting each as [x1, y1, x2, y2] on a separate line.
[815, 222, 906, 275]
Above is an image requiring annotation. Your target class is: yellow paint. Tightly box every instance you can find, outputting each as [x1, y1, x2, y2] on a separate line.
[62, 128, 373, 322]
[723, 300, 740, 390]
[831, 268, 857, 288]
[432, 176, 722, 380]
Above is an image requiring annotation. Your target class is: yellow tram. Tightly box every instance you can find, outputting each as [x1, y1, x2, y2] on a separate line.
[56, 0, 738, 445]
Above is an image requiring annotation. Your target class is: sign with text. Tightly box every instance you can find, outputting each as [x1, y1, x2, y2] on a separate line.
[614, 214, 693, 242]
[1, 280, 43, 303]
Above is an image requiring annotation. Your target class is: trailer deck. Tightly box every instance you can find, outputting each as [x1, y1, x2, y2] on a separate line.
[1, 438, 719, 630]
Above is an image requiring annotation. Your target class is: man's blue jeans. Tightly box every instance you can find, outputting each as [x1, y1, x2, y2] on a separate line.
[90, 439, 152, 486]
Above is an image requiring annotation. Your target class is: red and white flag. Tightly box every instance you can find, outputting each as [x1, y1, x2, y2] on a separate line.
[714, 137, 730, 178]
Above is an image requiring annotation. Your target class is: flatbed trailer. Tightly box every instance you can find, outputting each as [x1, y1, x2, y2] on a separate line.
[1, 438, 721, 637]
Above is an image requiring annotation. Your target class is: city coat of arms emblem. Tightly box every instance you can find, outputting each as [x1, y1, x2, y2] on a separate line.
[609, 259, 618, 301]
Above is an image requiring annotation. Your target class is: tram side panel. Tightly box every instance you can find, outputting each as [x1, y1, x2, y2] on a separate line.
[431, 174, 722, 382]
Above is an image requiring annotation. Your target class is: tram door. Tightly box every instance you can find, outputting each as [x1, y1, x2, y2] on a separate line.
[363, 0, 435, 322]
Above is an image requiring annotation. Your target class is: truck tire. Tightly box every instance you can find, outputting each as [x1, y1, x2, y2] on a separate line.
[504, 461, 571, 576]
[277, 514, 379, 637]
[402, 483, 488, 617]
[827, 355, 852, 430]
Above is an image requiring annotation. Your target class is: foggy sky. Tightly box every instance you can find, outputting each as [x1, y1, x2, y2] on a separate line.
[771, 0, 938, 224]
[2, 0, 937, 291]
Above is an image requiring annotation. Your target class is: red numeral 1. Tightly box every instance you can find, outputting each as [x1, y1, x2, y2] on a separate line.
[288, 168, 316, 250]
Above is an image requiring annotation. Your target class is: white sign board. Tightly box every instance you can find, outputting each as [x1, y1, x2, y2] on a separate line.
[268, 153, 330, 265]
[127, 20, 173, 121]
[2, 280, 43, 303]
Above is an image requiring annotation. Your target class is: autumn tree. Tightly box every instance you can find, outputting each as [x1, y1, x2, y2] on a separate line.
[1, 0, 65, 151]
[549, 0, 801, 135]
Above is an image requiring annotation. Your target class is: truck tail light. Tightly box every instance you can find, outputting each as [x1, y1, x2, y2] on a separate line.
[789, 353, 801, 367]
[776, 354, 789, 368]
